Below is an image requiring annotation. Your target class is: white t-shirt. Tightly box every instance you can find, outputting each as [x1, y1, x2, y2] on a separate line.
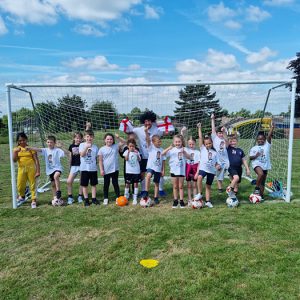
[212, 133, 229, 168]
[41, 147, 64, 175]
[199, 145, 219, 175]
[98, 144, 119, 174]
[166, 147, 187, 176]
[186, 148, 200, 165]
[250, 141, 272, 170]
[123, 150, 141, 174]
[146, 144, 165, 172]
[133, 125, 163, 159]
[79, 143, 98, 172]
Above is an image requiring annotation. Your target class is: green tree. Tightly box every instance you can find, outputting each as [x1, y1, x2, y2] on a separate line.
[57, 95, 87, 132]
[174, 84, 223, 137]
[89, 101, 118, 130]
[287, 53, 300, 118]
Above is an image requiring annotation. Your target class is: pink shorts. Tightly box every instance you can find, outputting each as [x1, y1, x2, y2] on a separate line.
[186, 163, 198, 181]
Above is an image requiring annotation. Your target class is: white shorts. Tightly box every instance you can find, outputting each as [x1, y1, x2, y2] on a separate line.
[216, 165, 227, 181]
[69, 166, 80, 176]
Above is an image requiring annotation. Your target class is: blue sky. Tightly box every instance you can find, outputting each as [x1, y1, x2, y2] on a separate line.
[0, 0, 299, 103]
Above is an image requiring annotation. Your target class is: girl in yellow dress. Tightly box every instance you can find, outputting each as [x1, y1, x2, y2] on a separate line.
[13, 132, 40, 208]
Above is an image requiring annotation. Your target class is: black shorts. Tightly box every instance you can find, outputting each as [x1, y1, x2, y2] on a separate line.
[228, 167, 242, 183]
[125, 173, 141, 184]
[49, 170, 61, 182]
[198, 170, 215, 186]
[171, 173, 185, 178]
[80, 171, 98, 187]
[146, 169, 161, 183]
[140, 159, 148, 173]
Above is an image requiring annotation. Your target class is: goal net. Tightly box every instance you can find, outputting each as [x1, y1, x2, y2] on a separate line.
[6, 81, 296, 207]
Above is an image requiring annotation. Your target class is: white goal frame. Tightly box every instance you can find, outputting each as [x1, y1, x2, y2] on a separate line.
[6, 80, 296, 208]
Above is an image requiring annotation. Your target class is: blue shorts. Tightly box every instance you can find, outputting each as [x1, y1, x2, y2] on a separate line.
[198, 170, 215, 186]
[146, 168, 161, 183]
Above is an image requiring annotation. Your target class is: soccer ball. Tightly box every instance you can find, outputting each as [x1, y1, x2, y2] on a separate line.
[226, 197, 239, 208]
[191, 200, 204, 209]
[52, 197, 64, 207]
[140, 197, 152, 208]
[249, 193, 262, 204]
[116, 196, 128, 207]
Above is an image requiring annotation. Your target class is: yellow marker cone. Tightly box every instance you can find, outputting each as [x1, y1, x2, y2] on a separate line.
[139, 259, 159, 269]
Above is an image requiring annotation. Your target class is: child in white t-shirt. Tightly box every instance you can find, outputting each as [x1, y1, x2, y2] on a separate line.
[79, 129, 99, 206]
[143, 128, 165, 205]
[249, 123, 274, 198]
[122, 138, 141, 205]
[162, 134, 190, 208]
[211, 113, 229, 193]
[28, 135, 65, 206]
[194, 123, 221, 208]
[98, 133, 122, 205]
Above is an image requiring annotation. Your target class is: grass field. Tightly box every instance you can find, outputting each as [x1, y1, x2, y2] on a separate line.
[0, 141, 299, 299]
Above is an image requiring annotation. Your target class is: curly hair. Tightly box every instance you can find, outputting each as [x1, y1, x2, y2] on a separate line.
[139, 110, 157, 124]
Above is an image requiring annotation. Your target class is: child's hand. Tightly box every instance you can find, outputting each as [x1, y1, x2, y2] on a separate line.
[86, 143, 92, 149]
[197, 122, 202, 128]
[86, 121, 92, 129]
[100, 170, 104, 176]
[246, 169, 251, 176]
[216, 163, 221, 170]
[211, 113, 215, 119]
[180, 126, 187, 135]
[56, 141, 63, 148]
[14, 147, 22, 153]
[134, 149, 138, 153]
[161, 170, 165, 177]
[35, 172, 40, 178]
[255, 151, 261, 158]
[194, 173, 198, 180]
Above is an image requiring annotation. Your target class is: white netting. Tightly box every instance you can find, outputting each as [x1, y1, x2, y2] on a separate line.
[8, 81, 294, 198]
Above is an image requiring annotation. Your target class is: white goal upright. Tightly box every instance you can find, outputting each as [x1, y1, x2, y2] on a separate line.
[6, 80, 296, 208]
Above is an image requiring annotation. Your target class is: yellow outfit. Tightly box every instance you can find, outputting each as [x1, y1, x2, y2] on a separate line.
[14, 146, 37, 201]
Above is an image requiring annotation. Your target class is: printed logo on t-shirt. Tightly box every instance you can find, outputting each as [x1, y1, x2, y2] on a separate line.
[155, 151, 161, 166]
[85, 148, 92, 164]
[47, 154, 53, 169]
[72, 147, 79, 155]
[190, 152, 194, 164]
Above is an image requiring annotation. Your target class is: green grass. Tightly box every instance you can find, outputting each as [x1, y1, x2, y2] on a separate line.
[0, 141, 299, 299]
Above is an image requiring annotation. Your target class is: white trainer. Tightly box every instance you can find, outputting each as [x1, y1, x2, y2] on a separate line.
[205, 201, 213, 208]
[31, 201, 37, 209]
[193, 193, 203, 201]
[103, 199, 109, 206]
[67, 197, 74, 205]
[77, 195, 83, 203]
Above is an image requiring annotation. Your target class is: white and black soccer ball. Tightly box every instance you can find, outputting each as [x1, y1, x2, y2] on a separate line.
[140, 197, 152, 208]
[249, 193, 262, 204]
[226, 197, 239, 208]
[52, 198, 64, 207]
[191, 200, 204, 209]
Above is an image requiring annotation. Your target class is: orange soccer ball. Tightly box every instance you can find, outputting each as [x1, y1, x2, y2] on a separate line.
[116, 196, 128, 207]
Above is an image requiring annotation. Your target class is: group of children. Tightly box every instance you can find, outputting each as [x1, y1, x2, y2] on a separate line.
[13, 111, 274, 209]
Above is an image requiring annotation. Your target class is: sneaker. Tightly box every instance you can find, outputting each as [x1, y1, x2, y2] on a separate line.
[218, 189, 224, 194]
[77, 195, 83, 204]
[132, 199, 138, 205]
[92, 199, 100, 205]
[205, 201, 213, 208]
[31, 201, 37, 209]
[159, 190, 167, 197]
[179, 200, 185, 208]
[172, 200, 179, 208]
[124, 193, 130, 200]
[84, 200, 90, 207]
[67, 197, 74, 205]
[154, 198, 160, 205]
[193, 193, 202, 201]
[103, 199, 109, 206]
[17, 197, 26, 207]
[254, 189, 260, 195]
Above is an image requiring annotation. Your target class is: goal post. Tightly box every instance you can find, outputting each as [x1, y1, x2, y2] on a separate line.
[6, 80, 296, 208]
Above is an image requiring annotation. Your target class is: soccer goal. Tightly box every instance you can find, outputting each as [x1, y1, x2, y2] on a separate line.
[6, 80, 296, 208]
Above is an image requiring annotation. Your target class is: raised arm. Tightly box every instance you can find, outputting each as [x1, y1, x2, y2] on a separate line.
[197, 122, 203, 147]
[162, 144, 173, 156]
[211, 113, 216, 135]
[267, 121, 275, 144]
[26, 146, 43, 152]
